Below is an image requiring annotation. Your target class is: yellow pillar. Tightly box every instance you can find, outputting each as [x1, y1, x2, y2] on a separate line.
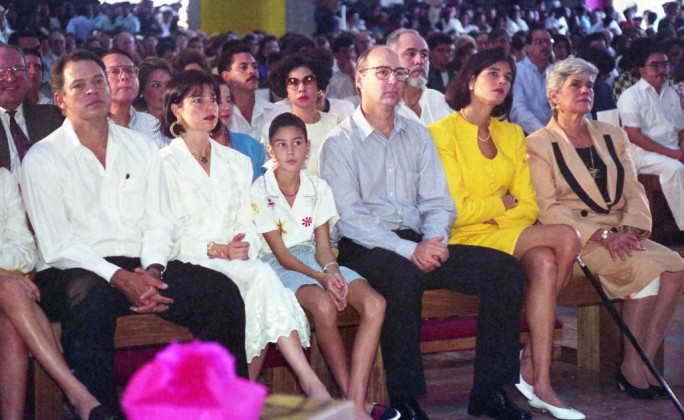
[200, 0, 286, 37]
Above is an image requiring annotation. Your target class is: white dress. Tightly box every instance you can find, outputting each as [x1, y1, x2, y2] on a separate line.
[160, 138, 310, 361]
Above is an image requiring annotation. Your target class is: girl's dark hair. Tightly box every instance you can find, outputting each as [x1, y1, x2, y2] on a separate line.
[445, 48, 516, 119]
[268, 50, 332, 98]
[161, 70, 219, 138]
[134, 57, 174, 110]
[268, 112, 308, 144]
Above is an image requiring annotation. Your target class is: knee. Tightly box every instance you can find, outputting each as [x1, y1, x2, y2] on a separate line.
[557, 225, 581, 255]
[309, 297, 338, 328]
[359, 291, 386, 323]
[65, 272, 115, 312]
[0, 275, 27, 304]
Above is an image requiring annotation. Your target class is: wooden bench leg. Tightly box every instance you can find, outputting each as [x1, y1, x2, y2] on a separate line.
[33, 361, 64, 420]
[576, 303, 622, 374]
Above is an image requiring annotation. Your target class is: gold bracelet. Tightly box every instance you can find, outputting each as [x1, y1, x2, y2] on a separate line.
[207, 241, 216, 259]
[322, 262, 339, 273]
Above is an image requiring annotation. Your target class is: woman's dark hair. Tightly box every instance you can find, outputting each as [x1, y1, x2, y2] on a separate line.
[268, 50, 333, 98]
[445, 48, 516, 119]
[210, 74, 229, 138]
[161, 70, 219, 138]
[170, 49, 210, 73]
[268, 112, 308, 144]
[134, 57, 174, 110]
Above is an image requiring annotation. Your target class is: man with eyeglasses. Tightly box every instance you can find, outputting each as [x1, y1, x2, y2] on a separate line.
[219, 44, 277, 140]
[320, 45, 529, 420]
[101, 49, 169, 149]
[19, 49, 248, 414]
[617, 43, 684, 232]
[511, 27, 554, 134]
[0, 44, 63, 175]
[387, 29, 453, 127]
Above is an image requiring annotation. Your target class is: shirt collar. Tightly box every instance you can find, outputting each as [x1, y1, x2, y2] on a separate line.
[351, 106, 406, 142]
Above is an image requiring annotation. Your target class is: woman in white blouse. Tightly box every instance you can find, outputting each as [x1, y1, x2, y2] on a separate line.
[0, 168, 106, 420]
[159, 70, 330, 398]
[263, 53, 343, 176]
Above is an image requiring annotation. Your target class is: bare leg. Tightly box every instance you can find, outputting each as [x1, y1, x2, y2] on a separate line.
[296, 285, 350, 396]
[248, 347, 267, 381]
[345, 280, 385, 418]
[620, 296, 656, 388]
[275, 330, 331, 399]
[514, 225, 580, 408]
[636, 270, 684, 385]
[0, 275, 99, 419]
[0, 313, 28, 420]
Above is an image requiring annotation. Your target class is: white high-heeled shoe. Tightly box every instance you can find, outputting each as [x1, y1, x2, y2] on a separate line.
[529, 394, 585, 420]
[514, 350, 534, 400]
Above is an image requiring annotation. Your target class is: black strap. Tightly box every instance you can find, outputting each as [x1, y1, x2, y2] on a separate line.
[551, 133, 625, 215]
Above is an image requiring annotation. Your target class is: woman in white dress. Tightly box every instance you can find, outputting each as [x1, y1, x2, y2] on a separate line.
[159, 70, 329, 399]
[263, 53, 344, 175]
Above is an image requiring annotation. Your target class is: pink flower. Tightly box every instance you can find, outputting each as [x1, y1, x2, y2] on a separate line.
[301, 216, 312, 227]
[267, 198, 275, 208]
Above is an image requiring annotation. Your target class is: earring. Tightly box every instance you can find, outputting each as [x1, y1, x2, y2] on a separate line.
[317, 90, 324, 97]
[169, 115, 184, 138]
[468, 85, 474, 91]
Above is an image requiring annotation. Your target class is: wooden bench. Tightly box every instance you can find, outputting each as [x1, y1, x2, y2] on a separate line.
[32, 275, 622, 418]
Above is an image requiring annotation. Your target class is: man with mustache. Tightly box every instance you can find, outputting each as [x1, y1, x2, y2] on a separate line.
[617, 43, 684, 232]
[19, 50, 248, 414]
[320, 45, 529, 420]
[219, 44, 277, 139]
[0, 44, 63, 174]
[387, 29, 453, 126]
[510, 27, 553, 134]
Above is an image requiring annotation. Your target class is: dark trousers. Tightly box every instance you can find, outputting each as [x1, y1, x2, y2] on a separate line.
[35, 257, 247, 409]
[338, 230, 524, 401]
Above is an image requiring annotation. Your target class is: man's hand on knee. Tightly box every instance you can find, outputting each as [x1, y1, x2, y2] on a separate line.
[111, 268, 173, 313]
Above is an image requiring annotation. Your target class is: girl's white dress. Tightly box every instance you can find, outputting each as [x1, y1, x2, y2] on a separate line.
[249, 168, 363, 292]
[160, 138, 310, 361]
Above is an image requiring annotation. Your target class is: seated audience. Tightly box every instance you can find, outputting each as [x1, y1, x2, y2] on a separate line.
[527, 57, 684, 400]
[20, 50, 249, 412]
[133, 57, 174, 120]
[429, 48, 584, 420]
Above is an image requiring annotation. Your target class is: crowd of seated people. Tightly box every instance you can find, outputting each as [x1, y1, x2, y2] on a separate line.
[1, 1, 684, 419]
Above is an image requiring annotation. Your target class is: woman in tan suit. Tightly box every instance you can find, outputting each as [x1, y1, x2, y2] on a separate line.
[527, 57, 684, 401]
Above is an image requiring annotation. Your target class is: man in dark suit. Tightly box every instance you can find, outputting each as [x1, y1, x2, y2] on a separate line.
[0, 44, 63, 173]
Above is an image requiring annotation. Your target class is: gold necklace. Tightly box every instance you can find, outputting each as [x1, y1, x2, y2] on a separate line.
[190, 146, 210, 164]
[459, 109, 491, 142]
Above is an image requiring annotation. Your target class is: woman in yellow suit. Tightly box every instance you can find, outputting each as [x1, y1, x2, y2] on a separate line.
[429, 49, 584, 420]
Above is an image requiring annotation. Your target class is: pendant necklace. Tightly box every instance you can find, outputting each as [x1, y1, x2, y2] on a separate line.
[191, 149, 210, 164]
[459, 109, 491, 142]
[587, 147, 599, 180]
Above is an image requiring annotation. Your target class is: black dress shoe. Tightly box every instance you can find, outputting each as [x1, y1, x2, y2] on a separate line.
[650, 384, 667, 398]
[468, 388, 532, 419]
[86, 405, 120, 420]
[394, 399, 430, 420]
[615, 370, 657, 399]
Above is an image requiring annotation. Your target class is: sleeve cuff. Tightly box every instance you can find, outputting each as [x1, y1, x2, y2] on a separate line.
[98, 261, 124, 283]
[396, 239, 418, 260]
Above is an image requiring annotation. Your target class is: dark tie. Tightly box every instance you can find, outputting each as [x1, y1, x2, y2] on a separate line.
[7, 110, 31, 161]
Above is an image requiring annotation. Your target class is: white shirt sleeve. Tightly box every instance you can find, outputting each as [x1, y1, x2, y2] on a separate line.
[0, 169, 37, 273]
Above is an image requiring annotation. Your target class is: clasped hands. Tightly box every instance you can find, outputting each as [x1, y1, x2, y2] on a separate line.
[111, 267, 172, 314]
[411, 236, 449, 273]
[208, 233, 250, 260]
[600, 230, 645, 261]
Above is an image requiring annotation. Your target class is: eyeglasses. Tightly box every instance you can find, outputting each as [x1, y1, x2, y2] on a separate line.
[531, 38, 553, 46]
[106, 66, 139, 77]
[644, 61, 672, 71]
[0, 66, 27, 80]
[358, 66, 410, 82]
[286, 74, 317, 89]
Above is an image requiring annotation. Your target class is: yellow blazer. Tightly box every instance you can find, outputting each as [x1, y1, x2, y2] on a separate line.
[527, 118, 684, 298]
[429, 113, 538, 254]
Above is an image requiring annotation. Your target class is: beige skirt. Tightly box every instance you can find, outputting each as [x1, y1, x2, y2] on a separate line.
[577, 239, 684, 299]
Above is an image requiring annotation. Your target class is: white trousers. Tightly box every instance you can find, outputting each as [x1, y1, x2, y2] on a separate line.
[628, 143, 684, 230]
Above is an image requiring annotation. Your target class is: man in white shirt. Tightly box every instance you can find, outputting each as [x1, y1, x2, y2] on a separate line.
[0, 45, 63, 175]
[327, 33, 359, 102]
[101, 49, 169, 148]
[20, 50, 247, 412]
[387, 29, 453, 127]
[219, 44, 277, 139]
[617, 44, 684, 231]
[511, 28, 554, 134]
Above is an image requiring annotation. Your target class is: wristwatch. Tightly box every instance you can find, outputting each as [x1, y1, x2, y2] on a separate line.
[599, 229, 610, 242]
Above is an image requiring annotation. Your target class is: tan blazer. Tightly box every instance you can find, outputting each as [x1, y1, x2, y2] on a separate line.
[526, 118, 651, 245]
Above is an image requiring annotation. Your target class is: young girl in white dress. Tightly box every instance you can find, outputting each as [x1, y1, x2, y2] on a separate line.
[158, 71, 329, 399]
[250, 113, 397, 420]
